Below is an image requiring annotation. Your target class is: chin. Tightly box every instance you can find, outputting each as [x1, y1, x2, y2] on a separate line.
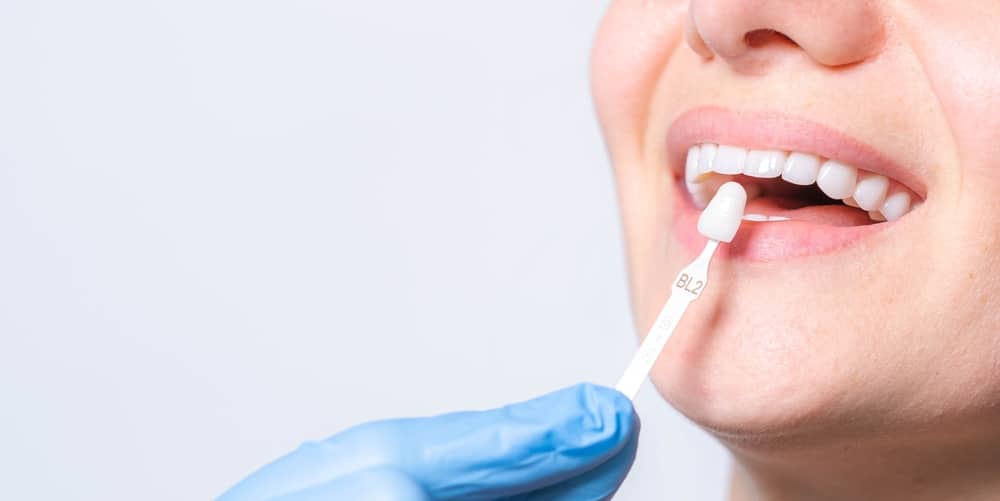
[646, 285, 866, 450]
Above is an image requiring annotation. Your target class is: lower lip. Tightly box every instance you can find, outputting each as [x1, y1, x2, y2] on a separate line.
[673, 182, 888, 261]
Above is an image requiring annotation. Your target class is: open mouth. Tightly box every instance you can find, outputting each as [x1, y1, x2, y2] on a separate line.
[667, 109, 926, 261]
[685, 143, 920, 224]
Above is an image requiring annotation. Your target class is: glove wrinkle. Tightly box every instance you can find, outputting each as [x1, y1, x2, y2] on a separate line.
[217, 383, 638, 501]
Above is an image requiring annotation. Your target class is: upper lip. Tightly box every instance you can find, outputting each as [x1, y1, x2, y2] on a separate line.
[666, 106, 927, 199]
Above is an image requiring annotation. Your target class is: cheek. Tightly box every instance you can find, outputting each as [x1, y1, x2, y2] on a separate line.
[591, 0, 687, 164]
[592, 0, 689, 319]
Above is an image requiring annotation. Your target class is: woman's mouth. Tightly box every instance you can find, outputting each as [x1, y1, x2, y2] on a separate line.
[668, 108, 926, 261]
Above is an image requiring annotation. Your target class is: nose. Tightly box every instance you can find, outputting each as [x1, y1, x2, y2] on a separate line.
[686, 0, 887, 69]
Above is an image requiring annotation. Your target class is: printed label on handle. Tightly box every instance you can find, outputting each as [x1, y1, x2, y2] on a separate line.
[675, 273, 705, 296]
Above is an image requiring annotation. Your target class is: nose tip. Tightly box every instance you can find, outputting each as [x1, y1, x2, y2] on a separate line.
[687, 0, 887, 68]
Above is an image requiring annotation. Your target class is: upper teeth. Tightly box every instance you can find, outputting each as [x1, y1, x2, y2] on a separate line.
[685, 144, 917, 222]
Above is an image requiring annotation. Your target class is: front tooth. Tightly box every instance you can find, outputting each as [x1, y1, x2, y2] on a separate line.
[685, 146, 702, 182]
[714, 145, 747, 175]
[744, 150, 787, 178]
[688, 174, 726, 210]
[699, 144, 718, 174]
[816, 160, 858, 200]
[782, 152, 822, 186]
[853, 174, 889, 211]
[880, 191, 912, 221]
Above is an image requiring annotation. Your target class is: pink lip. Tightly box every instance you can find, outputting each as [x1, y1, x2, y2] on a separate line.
[673, 188, 886, 261]
[668, 107, 922, 261]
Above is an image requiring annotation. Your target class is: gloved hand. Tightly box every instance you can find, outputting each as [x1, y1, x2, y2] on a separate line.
[218, 383, 639, 501]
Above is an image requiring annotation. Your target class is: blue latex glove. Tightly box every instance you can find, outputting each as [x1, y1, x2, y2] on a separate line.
[219, 383, 639, 501]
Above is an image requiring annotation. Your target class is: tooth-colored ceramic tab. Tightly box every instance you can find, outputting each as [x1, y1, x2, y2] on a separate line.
[698, 182, 747, 243]
[685, 146, 702, 182]
[843, 197, 860, 208]
[744, 150, 787, 178]
[782, 152, 822, 186]
[714, 145, 747, 175]
[853, 174, 890, 211]
[880, 191, 912, 221]
[699, 144, 718, 174]
[870, 211, 887, 222]
[817, 160, 858, 200]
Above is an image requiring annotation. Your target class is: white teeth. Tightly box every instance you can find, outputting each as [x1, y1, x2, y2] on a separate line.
[685, 146, 702, 183]
[682, 142, 919, 223]
[816, 160, 858, 200]
[853, 174, 890, 212]
[880, 191, 912, 221]
[699, 144, 718, 174]
[714, 145, 747, 175]
[744, 150, 787, 178]
[686, 175, 726, 212]
[743, 214, 790, 222]
[781, 152, 822, 186]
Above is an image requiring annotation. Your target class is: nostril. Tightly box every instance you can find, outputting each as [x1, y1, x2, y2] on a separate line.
[744, 29, 797, 49]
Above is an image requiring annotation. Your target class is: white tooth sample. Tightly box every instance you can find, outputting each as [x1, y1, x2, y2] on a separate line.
[869, 211, 887, 222]
[744, 150, 787, 178]
[853, 174, 890, 211]
[816, 160, 858, 200]
[782, 152, 822, 186]
[880, 191, 912, 221]
[685, 146, 702, 182]
[698, 182, 747, 243]
[713, 145, 748, 175]
[698, 143, 718, 174]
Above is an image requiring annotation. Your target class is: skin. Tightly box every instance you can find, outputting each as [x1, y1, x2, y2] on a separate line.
[591, 1, 1000, 500]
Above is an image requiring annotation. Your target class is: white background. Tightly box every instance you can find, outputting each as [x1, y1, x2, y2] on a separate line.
[0, 1, 728, 499]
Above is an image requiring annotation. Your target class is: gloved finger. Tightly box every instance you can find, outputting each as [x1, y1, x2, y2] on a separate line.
[500, 414, 640, 501]
[268, 467, 430, 501]
[404, 383, 637, 500]
[218, 383, 636, 501]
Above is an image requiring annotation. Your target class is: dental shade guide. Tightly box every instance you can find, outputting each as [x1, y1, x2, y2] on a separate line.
[615, 182, 748, 400]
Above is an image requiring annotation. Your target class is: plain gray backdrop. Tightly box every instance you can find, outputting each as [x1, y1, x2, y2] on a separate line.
[0, 1, 729, 499]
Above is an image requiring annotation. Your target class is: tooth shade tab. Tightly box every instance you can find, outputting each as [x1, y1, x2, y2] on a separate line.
[698, 182, 747, 243]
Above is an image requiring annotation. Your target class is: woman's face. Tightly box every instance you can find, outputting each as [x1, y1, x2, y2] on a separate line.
[592, 0, 1000, 451]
